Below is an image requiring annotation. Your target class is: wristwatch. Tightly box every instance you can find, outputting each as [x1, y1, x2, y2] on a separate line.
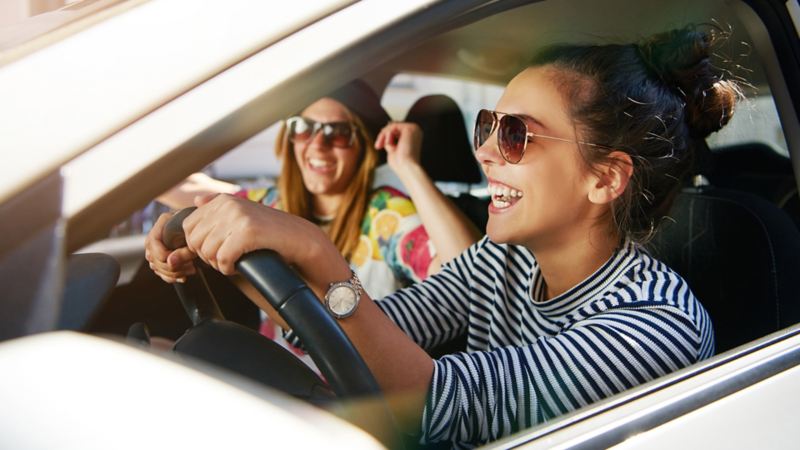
[324, 271, 363, 319]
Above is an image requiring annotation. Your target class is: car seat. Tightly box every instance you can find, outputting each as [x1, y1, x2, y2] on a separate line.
[648, 182, 800, 354]
[404, 94, 489, 230]
[708, 142, 800, 229]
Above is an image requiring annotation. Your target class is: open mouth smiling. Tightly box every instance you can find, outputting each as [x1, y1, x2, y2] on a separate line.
[307, 158, 335, 173]
[488, 181, 524, 210]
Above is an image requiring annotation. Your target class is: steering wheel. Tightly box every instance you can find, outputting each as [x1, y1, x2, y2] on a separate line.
[161, 208, 404, 447]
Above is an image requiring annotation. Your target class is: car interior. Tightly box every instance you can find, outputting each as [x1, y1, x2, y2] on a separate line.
[6, 0, 800, 446]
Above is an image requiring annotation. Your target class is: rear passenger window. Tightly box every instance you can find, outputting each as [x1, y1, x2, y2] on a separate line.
[382, 73, 504, 129]
[707, 93, 788, 157]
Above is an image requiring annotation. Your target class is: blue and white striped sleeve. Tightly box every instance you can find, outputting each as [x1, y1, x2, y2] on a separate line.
[375, 239, 485, 350]
[421, 305, 708, 446]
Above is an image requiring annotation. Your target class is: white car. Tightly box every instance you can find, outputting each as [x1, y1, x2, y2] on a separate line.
[1, 0, 799, 448]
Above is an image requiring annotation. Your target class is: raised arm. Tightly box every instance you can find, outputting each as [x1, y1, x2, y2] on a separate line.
[375, 123, 481, 273]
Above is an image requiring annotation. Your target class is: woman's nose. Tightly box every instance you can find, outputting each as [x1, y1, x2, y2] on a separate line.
[474, 132, 504, 166]
[309, 128, 329, 147]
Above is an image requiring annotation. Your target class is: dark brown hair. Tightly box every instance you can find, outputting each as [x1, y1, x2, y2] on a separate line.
[531, 25, 742, 242]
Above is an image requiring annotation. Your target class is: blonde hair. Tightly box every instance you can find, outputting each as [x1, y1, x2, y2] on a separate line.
[275, 110, 377, 259]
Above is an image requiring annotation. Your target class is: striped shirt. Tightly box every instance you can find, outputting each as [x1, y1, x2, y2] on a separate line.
[375, 236, 714, 447]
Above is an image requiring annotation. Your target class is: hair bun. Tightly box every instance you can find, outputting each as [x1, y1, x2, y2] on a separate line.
[637, 26, 740, 138]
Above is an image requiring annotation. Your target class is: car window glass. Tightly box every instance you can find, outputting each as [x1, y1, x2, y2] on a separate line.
[105, 122, 281, 240]
[706, 93, 788, 157]
[382, 72, 505, 148]
[210, 122, 282, 186]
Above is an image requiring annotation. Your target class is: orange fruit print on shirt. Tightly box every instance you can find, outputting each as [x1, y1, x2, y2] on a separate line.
[372, 209, 402, 242]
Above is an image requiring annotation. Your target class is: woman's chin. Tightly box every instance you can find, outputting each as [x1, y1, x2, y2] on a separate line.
[302, 177, 334, 195]
[486, 220, 512, 244]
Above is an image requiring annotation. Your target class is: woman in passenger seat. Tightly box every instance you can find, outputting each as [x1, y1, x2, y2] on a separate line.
[149, 26, 739, 448]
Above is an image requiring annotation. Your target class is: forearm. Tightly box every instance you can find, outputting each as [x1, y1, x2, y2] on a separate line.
[304, 248, 434, 431]
[395, 163, 481, 263]
[232, 275, 289, 330]
[158, 172, 240, 210]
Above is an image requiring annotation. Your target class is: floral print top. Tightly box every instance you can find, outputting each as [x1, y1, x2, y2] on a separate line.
[235, 185, 435, 299]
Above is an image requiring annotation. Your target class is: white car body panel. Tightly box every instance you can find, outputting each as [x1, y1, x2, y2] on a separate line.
[0, 332, 384, 450]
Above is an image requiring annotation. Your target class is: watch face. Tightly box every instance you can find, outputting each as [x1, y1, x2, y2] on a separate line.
[327, 284, 357, 317]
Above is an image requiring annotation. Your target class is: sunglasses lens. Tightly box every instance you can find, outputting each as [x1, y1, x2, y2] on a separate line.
[473, 109, 495, 150]
[288, 117, 313, 142]
[324, 123, 354, 147]
[288, 118, 353, 147]
[498, 115, 527, 163]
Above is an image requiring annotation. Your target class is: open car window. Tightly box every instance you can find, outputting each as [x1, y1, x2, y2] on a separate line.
[708, 93, 789, 157]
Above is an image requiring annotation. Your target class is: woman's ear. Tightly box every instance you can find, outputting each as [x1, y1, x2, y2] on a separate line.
[587, 151, 633, 205]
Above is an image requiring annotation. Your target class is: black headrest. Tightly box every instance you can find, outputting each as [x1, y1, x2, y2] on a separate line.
[405, 95, 482, 184]
[648, 187, 800, 353]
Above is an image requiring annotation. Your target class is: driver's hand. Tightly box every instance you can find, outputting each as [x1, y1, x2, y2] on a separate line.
[183, 193, 333, 278]
[144, 212, 197, 283]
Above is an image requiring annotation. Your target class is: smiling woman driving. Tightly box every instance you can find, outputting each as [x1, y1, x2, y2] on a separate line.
[147, 25, 739, 448]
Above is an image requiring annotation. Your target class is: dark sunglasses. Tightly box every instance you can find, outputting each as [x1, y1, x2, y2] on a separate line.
[473, 109, 606, 164]
[286, 116, 356, 148]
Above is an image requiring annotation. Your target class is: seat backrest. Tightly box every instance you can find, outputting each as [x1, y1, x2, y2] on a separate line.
[648, 186, 800, 353]
[710, 142, 800, 229]
[404, 94, 482, 184]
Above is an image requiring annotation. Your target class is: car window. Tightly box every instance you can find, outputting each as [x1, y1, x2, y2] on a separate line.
[216, 72, 507, 186]
[107, 121, 281, 240]
[210, 122, 282, 185]
[706, 93, 789, 157]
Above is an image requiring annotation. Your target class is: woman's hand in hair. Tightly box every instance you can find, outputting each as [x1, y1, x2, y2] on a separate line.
[375, 121, 423, 177]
